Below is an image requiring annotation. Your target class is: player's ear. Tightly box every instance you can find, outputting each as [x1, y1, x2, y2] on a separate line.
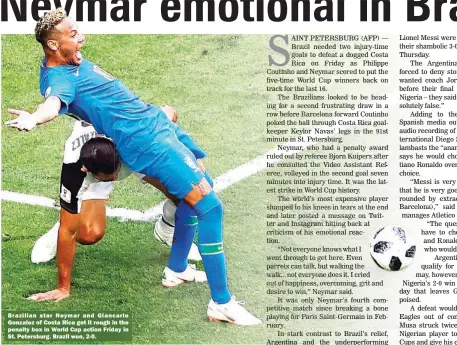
[46, 39, 59, 51]
[81, 166, 88, 173]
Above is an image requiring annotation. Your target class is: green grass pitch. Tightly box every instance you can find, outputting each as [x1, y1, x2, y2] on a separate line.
[2, 35, 275, 344]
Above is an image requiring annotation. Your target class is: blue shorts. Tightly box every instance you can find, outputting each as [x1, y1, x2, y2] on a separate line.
[169, 120, 206, 160]
[122, 111, 207, 200]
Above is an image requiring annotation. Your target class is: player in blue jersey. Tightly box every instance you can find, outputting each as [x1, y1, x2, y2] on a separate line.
[6, 9, 261, 325]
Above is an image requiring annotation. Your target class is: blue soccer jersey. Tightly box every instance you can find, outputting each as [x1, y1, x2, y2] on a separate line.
[40, 59, 164, 162]
[40, 59, 207, 199]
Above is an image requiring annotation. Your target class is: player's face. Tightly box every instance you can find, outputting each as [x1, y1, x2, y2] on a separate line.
[55, 18, 85, 65]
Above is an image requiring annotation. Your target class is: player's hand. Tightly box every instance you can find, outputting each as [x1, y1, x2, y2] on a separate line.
[161, 105, 178, 123]
[5, 109, 37, 131]
[27, 288, 70, 302]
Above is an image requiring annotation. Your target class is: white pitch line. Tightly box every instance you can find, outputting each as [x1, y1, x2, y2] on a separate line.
[2, 191, 56, 209]
[1, 190, 148, 221]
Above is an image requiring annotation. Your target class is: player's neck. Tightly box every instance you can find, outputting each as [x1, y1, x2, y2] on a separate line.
[44, 52, 69, 68]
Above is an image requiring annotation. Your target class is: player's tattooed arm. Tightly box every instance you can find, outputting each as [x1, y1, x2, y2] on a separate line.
[5, 96, 61, 131]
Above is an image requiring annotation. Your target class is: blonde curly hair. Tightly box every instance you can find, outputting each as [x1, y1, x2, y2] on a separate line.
[35, 8, 67, 44]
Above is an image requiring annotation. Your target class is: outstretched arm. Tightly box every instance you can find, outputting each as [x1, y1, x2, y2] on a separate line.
[5, 96, 61, 131]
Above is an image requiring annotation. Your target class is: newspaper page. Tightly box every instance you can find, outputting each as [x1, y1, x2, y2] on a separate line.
[1, 1, 456, 344]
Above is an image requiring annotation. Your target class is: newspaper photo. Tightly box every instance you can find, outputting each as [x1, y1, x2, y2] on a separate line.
[1, 0, 457, 344]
